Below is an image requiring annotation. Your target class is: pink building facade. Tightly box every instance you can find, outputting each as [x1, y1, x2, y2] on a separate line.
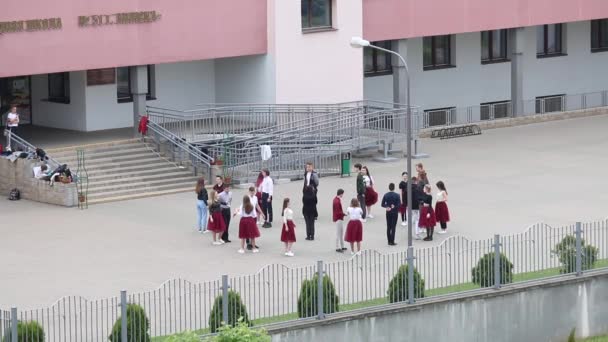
[1, 0, 607, 131]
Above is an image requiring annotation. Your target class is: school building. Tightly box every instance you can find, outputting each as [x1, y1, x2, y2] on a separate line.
[1, 0, 608, 132]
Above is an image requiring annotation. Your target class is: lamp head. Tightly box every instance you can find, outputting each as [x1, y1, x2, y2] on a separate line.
[350, 36, 370, 48]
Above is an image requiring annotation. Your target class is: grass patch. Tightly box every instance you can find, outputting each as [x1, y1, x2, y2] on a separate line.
[581, 335, 608, 342]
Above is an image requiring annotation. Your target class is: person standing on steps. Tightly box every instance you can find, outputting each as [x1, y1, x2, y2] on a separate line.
[219, 185, 232, 243]
[6, 106, 19, 150]
[195, 177, 209, 233]
[303, 162, 320, 219]
[435, 181, 450, 234]
[354, 163, 367, 221]
[332, 189, 347, 253]
[381, 183, 401, 246]
[398, 172, 408, 226]
[419, 184, 437, 241]
[302, 185, 318, 240]
[259, 169, 274, 228]
[280, 198, 296, 257]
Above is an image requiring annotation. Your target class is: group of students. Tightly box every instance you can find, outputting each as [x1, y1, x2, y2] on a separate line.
[194, 161, 451, 257]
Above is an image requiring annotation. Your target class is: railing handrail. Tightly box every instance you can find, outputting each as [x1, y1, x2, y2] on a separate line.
[4, 130, 62, 169]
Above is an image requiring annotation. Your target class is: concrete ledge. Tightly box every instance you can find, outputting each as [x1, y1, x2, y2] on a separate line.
[418, 107, 608, 138]
[0, 158, 78, 207]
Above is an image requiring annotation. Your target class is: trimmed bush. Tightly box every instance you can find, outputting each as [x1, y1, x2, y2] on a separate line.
[471, 253, 514, 287]
[297, 275, 339, 318]
[208, 291, 250, 333]
[387, 265, 425, 303]
[554, 235, 599, 274]
[205, 318, 270, 342]
[108, 303, 150, 342]
[2, 321, 45, 342]
[165, 331, 201, 342]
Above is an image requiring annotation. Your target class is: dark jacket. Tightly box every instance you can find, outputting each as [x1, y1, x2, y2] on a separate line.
[302, 191, 318, 217]
[398, 181, 408, 206]
[197, 188, 208, 202]
[410, 184, 423, 210]
[303, 170, 320, 192]
[381, 192, 401, 214]
[356, 173, 365, 195]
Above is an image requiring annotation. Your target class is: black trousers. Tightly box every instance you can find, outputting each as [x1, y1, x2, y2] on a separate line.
[304, 213, 316, 238]
[440, 222, 447, 229]
[386, 212, 398, 244]
[357, 194, 367, 219]
[221, 208, 231, 241]
[261, 192, 273, 223]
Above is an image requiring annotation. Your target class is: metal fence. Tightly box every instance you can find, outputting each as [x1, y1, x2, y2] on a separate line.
[2, 219, 607, 341]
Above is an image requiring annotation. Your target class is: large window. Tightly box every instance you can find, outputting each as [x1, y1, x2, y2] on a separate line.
[591, 19, 608, 52]
[424, 107, 455, 127]
[48, 72, 70, 104]
[537, 24, 564, 57]
[423, 35, 453, 70]
[117, 66, 154, 103]
[301, 0, 331, 31]
[481, 30, 508, 63]
[480, 101, 510, 120]
[536, 94, 565, 114]
[364, 41, 392, 76]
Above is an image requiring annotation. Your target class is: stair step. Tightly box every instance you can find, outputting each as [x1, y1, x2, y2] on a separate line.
[55, 146, 152, 162]
[75, 156, 173, 170]
[87, 176, 198, 194]
[87, 172, 196, 187]
[88, 167, 190, 181]
[86, 187, 194, 205]
[83, 162, 186, 176]
[86, 181, 197, 200]
[60, 152, 161, 166]
[45, 139, 142, 154]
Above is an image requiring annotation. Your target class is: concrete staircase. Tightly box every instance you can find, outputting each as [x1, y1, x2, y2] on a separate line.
[47, 139, 199, 204]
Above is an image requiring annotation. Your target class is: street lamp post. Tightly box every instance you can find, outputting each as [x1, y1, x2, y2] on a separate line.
[350, 37, 414, 247]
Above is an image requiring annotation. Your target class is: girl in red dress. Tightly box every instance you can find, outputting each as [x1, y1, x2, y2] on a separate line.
[207, 190, 226, 245]
[234, 195, 261, 254]
[419, 184, 437, 241]
[362, 166, 378, 219]
[280, 198, 296, 257]
[435, 181, 450, 234]
[344, 198, 365, 256]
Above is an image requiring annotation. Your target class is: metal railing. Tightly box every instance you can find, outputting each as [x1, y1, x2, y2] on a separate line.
[420, 90, 608, 129]
[2, 219, 606, 341]
[4, 130, 62, 169]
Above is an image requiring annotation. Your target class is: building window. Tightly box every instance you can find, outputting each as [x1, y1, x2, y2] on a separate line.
[535, 94, 565, 114]
[116, 66, 155, 103]
[591, 19, 608, 52]
[423, 35, 453, 70]
[480, 101, 510, 120]
[424, 107, 455, 127]
[481, 30, 508, 63]
[301, 0, 331, 31]
[537, 24, 564, 57]
[48, 72, 70, 104]
[364, 41, 392, 76]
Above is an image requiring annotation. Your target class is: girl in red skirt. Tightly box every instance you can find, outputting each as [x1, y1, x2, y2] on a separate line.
[419, 184, 437, 241]
[280, 198, 296, 257]
[255, 171, 264, 225]
[435, 181, 450, 234]
[207, 190, 226, 245]
[344, 198, 365, 256]
[234, 195, 261, 254]
[362, 166, 378, 219]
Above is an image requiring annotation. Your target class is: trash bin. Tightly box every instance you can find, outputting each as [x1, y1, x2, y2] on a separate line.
[341, 152, 351, 177]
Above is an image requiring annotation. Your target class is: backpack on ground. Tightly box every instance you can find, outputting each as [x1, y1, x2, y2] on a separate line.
[8, 188, 20, 201]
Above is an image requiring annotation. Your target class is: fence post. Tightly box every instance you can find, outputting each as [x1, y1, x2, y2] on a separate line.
[493, 234, 501, 289]
[575, 222, 583, 276]
[222, 275, 229, 324]
[407, 246, 415, 304]
[120, 290, 127, 342]
[317, 260, 325, 320]
[10, 307, 17, 342]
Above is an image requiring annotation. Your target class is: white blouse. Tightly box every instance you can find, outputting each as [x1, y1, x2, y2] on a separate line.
[283, 208, 294, 224]
[347, 207, 364, 220]
[363, 175, 374, 187]
[239, 195, 258, 218]
[436, 191, 447, 202]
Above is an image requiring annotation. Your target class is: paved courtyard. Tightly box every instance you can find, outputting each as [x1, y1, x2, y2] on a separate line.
[1, 114, 608, 308]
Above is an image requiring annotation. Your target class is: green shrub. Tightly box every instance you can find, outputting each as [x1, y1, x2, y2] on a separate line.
[471, 253, 514, 287]
[297, 275, 339, 318]
[208, 291, 250, 333]
[205, 318, 270, 342]
[554, 235, 599, 274]
[108, 303, 150, 342]
[387, 265, 425, 303]
[2, 321, 45, 342]
[568, 328, 576, 342]
[165, 331, 201, 342]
